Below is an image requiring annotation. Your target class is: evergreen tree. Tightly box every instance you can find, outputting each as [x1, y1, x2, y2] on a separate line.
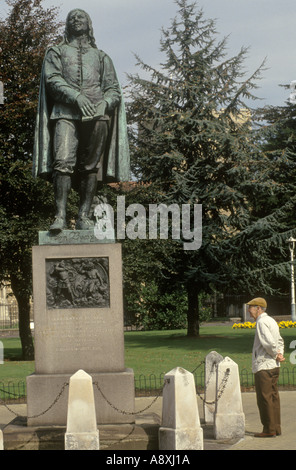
[237, 97, 296, 298]
[127, 0, 289, 336]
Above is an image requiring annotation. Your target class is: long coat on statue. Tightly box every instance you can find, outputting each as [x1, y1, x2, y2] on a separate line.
[32, 44, 130, 183]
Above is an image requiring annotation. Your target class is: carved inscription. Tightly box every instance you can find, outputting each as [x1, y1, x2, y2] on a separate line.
[46, 257, 110, 309]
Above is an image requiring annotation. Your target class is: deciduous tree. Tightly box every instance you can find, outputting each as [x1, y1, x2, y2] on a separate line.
[0, 0, 65, 358]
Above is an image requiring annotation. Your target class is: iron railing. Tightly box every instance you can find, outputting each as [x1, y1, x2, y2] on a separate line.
[1, 367, 296, 403]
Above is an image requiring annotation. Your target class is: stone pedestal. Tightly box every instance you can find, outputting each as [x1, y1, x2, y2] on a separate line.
[27, 240, 134, 426]
[65, 370, 100, 450]
[214, 357, 245, 440]
[159, 367, 203, 450]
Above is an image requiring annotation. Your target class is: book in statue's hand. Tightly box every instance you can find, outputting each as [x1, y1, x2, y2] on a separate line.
[82, 100, 108, 122]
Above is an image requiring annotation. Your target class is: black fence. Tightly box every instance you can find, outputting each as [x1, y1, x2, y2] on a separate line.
[0, 301, 19, 330]
[1, 367, 296, 403]
[135, 367, 296, 395]
[0, 380, 27, 403]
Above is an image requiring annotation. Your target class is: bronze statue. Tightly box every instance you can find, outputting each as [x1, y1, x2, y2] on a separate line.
[33, 9, 130, 232]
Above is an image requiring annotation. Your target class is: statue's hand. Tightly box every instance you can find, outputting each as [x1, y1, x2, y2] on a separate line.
[76, 94, 97, 117]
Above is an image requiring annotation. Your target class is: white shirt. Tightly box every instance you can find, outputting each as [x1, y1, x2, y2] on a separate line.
[252, 312, 284, 374]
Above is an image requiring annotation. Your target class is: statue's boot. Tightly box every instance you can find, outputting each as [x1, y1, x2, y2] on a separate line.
[49, 172, 71, 233]
[76, 173, 97, 230]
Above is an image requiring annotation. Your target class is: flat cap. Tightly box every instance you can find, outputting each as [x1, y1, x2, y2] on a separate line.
[246, 297, 267, 308]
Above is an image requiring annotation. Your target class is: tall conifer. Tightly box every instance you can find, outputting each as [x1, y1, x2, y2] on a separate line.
[127, 0, 292, 335]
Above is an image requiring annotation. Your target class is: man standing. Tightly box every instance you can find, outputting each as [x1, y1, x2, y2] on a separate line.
[247, 297, 285, 438]
[33, 9, 130, 232]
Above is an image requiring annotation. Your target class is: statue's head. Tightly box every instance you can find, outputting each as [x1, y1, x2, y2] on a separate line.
[63, 9, 97, 47]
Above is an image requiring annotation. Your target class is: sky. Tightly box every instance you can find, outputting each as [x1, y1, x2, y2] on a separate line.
[2, 0, 296, 107]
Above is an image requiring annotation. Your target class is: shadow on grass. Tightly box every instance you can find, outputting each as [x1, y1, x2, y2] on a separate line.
[1, 339, 25, 361]
[124, 327, 255, 356]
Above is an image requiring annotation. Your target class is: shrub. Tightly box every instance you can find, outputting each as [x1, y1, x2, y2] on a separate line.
[132, 282, 187, 330]
[126, 282, 213, 330]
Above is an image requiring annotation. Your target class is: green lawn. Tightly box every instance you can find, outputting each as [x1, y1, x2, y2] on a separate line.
[124, 326, 256, 376]
[1, 326, 296, 391]
[125, 327, 296, 385]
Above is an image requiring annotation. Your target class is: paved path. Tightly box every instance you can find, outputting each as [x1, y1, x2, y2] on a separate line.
[1, 391, 295, 450]
[135, 390, 296, 450]
[229, 391, 296, 450]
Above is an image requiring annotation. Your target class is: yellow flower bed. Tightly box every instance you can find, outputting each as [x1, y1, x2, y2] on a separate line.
[232, 322, 256, 329]
[232, 320, 296, 329]
[278, 320, 296, 329]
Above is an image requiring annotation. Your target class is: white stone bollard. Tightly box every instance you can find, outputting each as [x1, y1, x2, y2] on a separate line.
[204, 351, 223, 424]
[159, 367, 203, 450]
[65, 369, 100, 450]
[0, 429, 3, 450]
[213, 357, 245, 440]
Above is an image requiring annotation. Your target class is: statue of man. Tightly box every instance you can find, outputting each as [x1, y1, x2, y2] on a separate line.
[33, 9, 130, 232]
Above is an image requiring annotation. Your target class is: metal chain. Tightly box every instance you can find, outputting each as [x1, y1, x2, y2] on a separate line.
[203, 362, 216, 391]
[92, 380, 169, 416]
[27, 382, 69, 419]
[102, 424, 137, 450]
[91, 360, 210, 416]
[0, 388, 25, 417]
[0, 361, 230, 419]
[196, 367, 231, 405]
[0, 364, 231, 452]
[192, 360, 231, 406]
[0, 397, 21, 417]
[0, 382, 69, 419]
[0, 388, 22, 399]
[216, 368, 231, 401]
[191, 359, 205, 374]
[93, 365, 230, 416]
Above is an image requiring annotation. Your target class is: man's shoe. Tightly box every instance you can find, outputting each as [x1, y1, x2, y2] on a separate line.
[254, 432, 276, 438]
[49, 216, 67, 233]
[75, 216, 94, 231]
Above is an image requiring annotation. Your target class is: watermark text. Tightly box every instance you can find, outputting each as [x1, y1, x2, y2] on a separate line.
[94, 196, 202, 251]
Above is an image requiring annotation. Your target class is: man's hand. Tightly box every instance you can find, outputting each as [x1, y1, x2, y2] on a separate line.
[76, 94, 97, 117]
[276, 352, 285, 362]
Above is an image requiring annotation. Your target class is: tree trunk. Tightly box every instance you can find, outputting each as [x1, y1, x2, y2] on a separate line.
[10, 275, 34, 360]
[186, 280, 200, 337]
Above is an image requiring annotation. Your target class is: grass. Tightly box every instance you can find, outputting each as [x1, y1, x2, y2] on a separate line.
[124, 327, 252, 376]
[1, 326, 296, 388]
[124, 326, 296, 377]
[0, 338, 35, 387]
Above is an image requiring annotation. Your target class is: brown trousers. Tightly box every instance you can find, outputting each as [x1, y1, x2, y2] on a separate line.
[254, 368, 281, 434]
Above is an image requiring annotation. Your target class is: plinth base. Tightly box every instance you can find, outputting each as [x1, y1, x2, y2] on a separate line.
[3, 417, 159, 451]
[27, 369, 135, 427]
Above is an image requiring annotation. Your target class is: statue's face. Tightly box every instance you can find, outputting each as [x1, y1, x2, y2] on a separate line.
[67, 10, 89, 36]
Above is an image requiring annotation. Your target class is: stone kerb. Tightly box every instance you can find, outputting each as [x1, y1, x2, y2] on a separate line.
[65, 369, 100, 450]
[214, 357, 245, 440]
[204, 351, 223, 424]
[0, 429, 3, 450]
[159, 367, 203, 450]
